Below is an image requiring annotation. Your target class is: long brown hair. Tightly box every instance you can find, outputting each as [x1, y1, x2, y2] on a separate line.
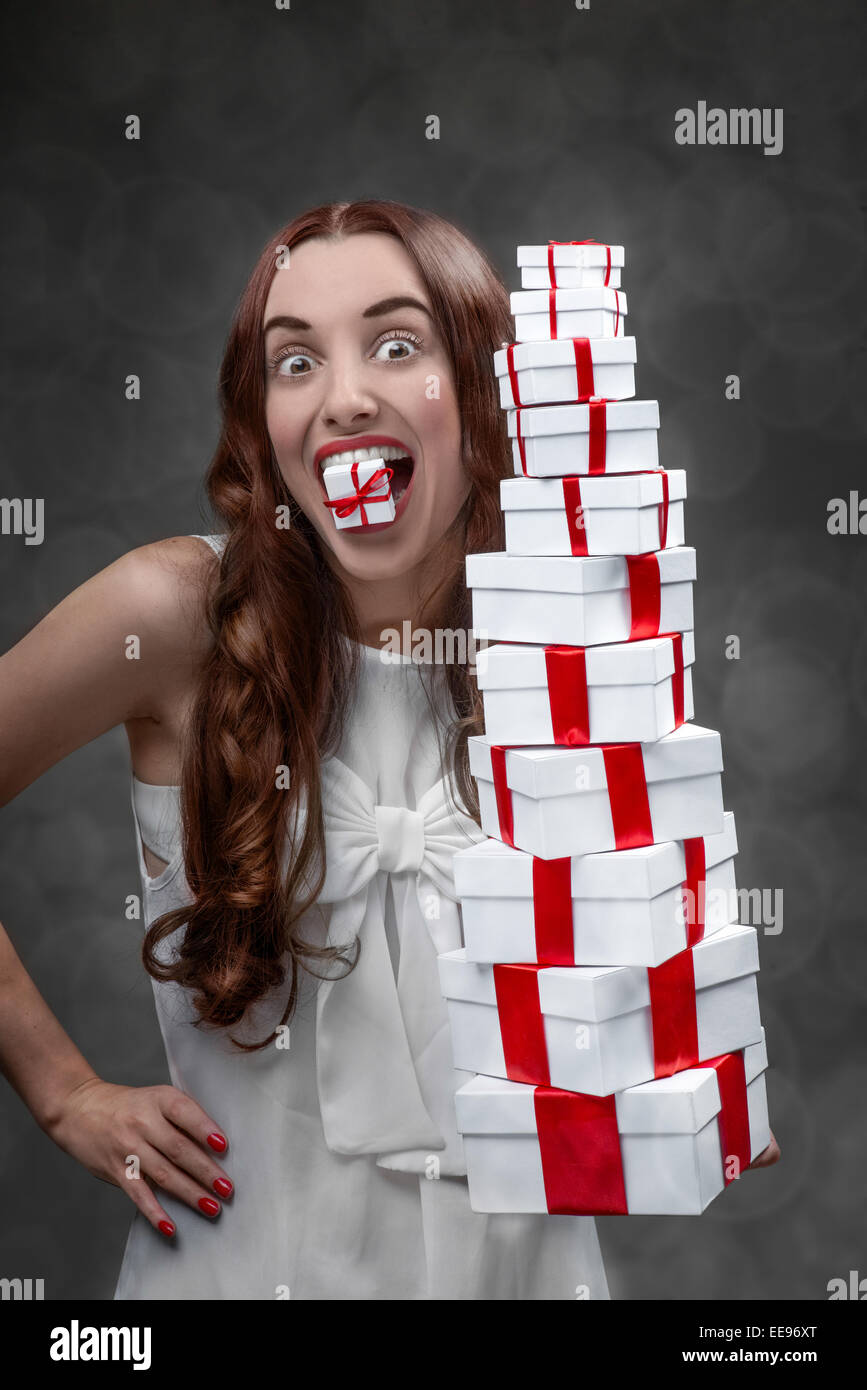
[142, 199, 513, 1049]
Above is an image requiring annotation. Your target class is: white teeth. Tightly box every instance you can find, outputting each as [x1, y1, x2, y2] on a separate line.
[319, 444, 412, 472]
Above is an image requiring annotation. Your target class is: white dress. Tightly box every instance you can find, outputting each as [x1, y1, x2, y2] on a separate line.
[113, 534, 609, 1301]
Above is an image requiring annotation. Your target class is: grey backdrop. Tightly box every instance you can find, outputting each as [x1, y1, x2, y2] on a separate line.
[1, 0, 865, 1301]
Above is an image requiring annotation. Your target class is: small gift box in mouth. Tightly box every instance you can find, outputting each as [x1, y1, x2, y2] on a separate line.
[318, 444, 416, 529]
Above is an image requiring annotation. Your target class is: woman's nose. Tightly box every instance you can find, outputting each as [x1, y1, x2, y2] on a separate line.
[320, 357, 379, 428]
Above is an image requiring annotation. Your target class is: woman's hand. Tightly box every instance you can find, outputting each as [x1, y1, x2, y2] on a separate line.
[748, 1128, 781, 1170]
[47, 1077, 233, 1237]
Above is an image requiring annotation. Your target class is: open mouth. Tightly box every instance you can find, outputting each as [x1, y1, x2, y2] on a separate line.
[317, 444, 416, 518]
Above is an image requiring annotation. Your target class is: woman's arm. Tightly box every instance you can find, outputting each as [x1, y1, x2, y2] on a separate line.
[0, 918, 100, 1131]
[0, 538, 234, 1235]
[0, 537, 212, 803]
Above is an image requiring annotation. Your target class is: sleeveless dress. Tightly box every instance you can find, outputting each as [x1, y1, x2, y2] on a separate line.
[113, 534, 609, 1301]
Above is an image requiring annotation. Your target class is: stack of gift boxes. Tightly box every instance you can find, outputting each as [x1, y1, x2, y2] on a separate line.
[439, 240, 771, 1216]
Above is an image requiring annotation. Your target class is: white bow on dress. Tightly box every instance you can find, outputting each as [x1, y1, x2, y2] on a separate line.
[312, 755, 487, 1175]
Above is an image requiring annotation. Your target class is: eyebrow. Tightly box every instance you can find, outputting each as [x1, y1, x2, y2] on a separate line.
[263, 295, 434, 335]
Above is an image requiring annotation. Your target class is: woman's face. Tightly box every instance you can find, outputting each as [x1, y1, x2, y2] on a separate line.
[263, 231, 470, 584]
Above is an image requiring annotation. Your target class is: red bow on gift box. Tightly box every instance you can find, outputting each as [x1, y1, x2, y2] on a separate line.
[323, 461, 394, 524]
[546, 239, 613, 288]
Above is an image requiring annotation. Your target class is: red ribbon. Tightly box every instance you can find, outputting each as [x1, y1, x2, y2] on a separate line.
[323, 461, 393, 524]
[545, 239, 612, 288]
[625, 552, 662, 638]
[600, 743, 654, 849]
[505, 342, 522, 408]
[587, 396, 608, 474]
[572, 337, 595, 399]
[543, 644, 590, 744]
[655, 628, 685, 729]
[561, 476, 589, 555]
[534, 1087, 628, 1214]
[548, 286, 559, 340]
[657, 470, 670, 550]
[514, 406, 529, 476]
[646, 947, 700, 1078]
[493, 963, 550, 1084]
[682, 835, 707, 947]
[532, 855, 575, 963]
[489, 744, 516, 847]
[702, 1050, 752, 1183]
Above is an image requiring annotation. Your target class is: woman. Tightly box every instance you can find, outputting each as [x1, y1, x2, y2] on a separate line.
[0, 199, 778, 1301]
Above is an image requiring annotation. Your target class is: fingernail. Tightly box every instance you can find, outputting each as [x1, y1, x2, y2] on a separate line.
[158, 1220, 175, 1237]
[213, 1177, 233, 1198]
[198, 1196, 220, 1217]
[207, 1132, 227, 1153]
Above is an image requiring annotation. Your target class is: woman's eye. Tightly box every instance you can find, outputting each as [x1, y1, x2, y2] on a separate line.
[372, 333, 422, 362]
[273, 350, 315, 377]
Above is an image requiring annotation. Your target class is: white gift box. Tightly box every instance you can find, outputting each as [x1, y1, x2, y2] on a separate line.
[439, 922, 761, 1097]
[469, 722, 724, 860]
[518, 242, 625, 290]
[454, 1032, 771, 1215]
[494, 338, 636, 408]
[321, 456, 395, 528]
[455, 813, 739, 968]
[467, 546, 695, 647]
[511, 287, 627, 342]
[508, 400, 659, 477]
[501, 469, 686, 557]
[475, 631, 695, 746]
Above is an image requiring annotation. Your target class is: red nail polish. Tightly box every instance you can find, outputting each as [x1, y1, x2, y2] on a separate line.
[207, 1132, 227, 1152]
[213, 1177, 233, 1198]
[158, 1220, 175, 1237]
[198, 1196, 220, 1217]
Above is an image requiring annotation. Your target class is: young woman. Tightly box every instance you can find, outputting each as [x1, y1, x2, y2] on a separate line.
[0, 199, 778, 1301]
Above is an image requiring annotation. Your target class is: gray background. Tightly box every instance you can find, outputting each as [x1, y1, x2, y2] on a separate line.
[1, 0, 865, 1301]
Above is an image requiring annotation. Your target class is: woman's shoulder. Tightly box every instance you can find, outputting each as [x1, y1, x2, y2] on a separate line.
[0, 535, 225, 804]
[106, 534, 224, 663]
